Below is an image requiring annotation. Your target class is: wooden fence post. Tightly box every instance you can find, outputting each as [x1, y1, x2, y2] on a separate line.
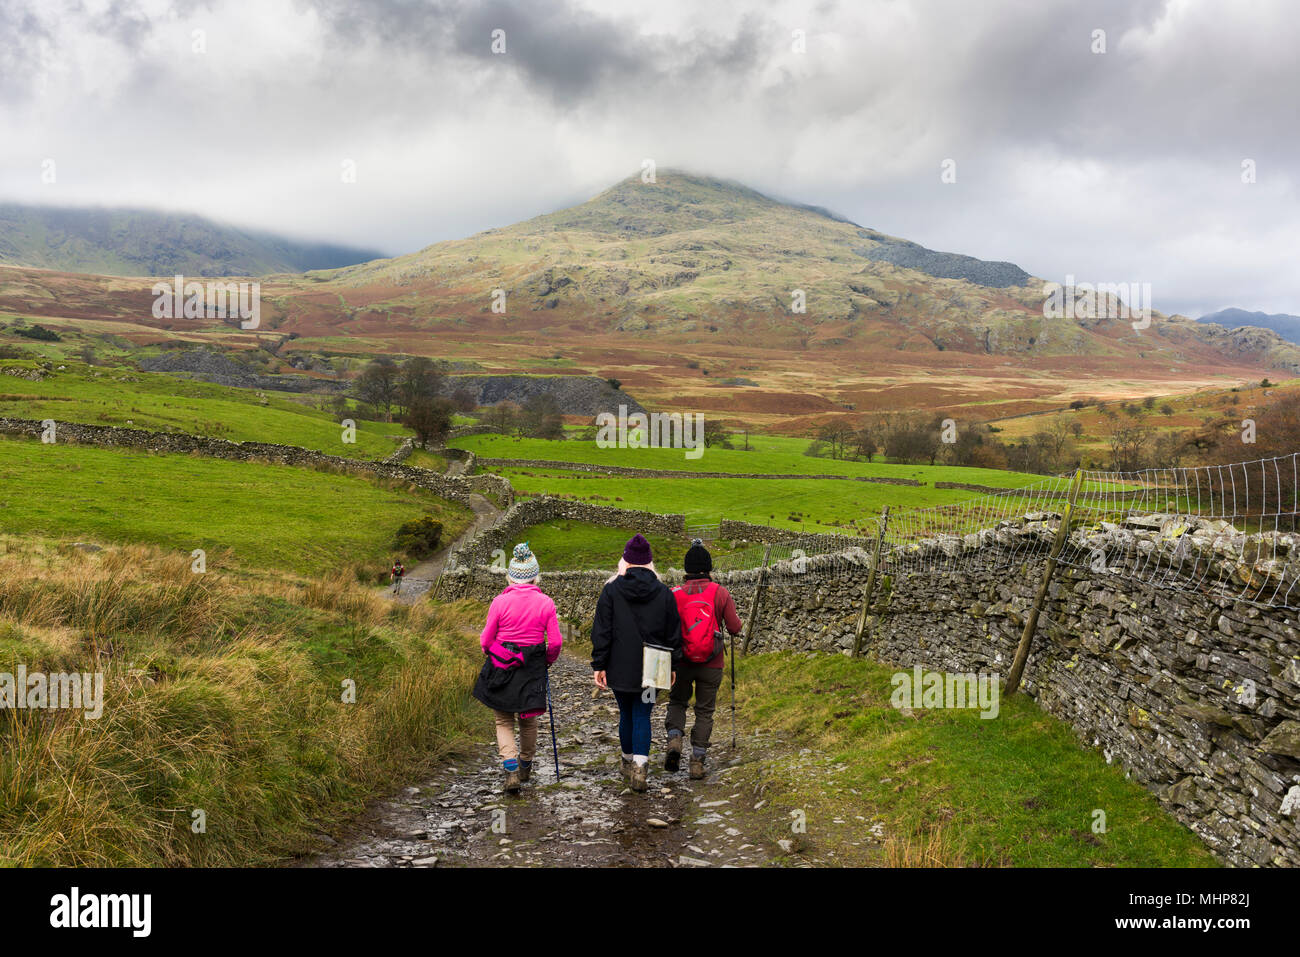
[1004, 470, 1085, 696]
[852, 506, 890, 659]
[740, 544, 773, 655]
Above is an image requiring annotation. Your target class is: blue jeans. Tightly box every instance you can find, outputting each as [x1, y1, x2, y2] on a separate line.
[612, 690, 654, 757]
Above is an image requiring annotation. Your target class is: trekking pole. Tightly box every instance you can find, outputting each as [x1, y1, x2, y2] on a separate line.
[546, 669, 561, 782]
[729, 629, 737, 751]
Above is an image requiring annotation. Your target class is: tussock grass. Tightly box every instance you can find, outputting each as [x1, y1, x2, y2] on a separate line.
[0, 543, 224, 642]
[296, 573, 391, 626]
[884, 824, 970, 867]
[0, 537, 480, 867]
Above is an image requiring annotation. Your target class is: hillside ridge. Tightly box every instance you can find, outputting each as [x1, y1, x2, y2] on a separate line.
[0, 203, 384, 277]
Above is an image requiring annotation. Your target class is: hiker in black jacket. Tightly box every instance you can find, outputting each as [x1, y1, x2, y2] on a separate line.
[591, 534, 682, 792]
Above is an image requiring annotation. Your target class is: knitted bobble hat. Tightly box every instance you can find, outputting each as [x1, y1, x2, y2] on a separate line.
[684, 537, 712, 574]
[622, 533, 653, 565]
[507, 542, 540, 583]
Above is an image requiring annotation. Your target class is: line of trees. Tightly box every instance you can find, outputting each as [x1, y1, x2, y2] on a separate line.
[478, 394, 566, 439]
[805, 394, 1294, 477]
[349, 356, 581, 445]
[806, 414, 1066, 471]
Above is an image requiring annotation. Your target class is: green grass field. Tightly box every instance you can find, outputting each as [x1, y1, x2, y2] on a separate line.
[453, 432, 1043, 482]
[0, 435, 472, 575]
[734, 651, 1215, 867]
[0, 361, 407, 461]
[404, 447, 448, 471]
[458, 433, 1047, 532]
[501, 468, 1044, 533]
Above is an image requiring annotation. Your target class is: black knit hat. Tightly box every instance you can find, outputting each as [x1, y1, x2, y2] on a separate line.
[684, 538, 712, 574]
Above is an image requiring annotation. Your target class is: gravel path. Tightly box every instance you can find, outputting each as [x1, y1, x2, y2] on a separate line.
[306, 651, 788, 868]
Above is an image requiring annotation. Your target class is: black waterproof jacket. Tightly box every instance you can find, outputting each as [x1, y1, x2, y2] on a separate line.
[591, 567, 683, 694]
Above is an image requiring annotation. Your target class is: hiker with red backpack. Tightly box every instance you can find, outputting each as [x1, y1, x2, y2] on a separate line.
[666, 539, 744, 779]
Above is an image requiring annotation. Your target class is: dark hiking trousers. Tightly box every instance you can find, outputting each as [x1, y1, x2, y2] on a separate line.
[665, 662, 724, 750]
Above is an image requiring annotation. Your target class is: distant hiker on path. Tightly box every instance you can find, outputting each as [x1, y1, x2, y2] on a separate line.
[591, 534, 682, 792]
[390, 559, 406, 594]
[472, 543, 563, 794]
[666, 539, 744, 779]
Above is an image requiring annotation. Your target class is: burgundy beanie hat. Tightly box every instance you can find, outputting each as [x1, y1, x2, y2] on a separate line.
[623, 533, 653, 565]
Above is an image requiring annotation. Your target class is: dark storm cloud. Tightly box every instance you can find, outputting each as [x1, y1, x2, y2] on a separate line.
[309, 0, 766, 104]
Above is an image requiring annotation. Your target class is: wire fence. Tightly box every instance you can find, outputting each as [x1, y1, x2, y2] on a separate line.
[550, 453, 1300, 610]
[850, 453, 1298, 608]
[1060, 454, 1300, 608]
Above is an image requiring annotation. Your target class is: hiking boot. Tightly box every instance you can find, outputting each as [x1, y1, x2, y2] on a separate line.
[630, 761, 649, 792]
[620, 757, 633, 781]
[689, 757, 705, 780]
[504, 770, 521, 794]
[665, 735, 683, 772]
[518, 760, 532, 784]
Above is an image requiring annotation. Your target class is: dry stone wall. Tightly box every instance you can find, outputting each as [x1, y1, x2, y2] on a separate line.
[716, 519, 872, 550]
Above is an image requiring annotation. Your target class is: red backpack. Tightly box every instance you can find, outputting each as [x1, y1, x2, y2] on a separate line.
[673, 582, 723, 663]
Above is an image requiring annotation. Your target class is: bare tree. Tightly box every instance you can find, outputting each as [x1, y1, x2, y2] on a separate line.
[356, 358, 399, 422]
[1105, 419, 1154, 472]
[1041, 418, 1078, 473]
[520, 393, 564, 439]
[406, 397, 454, 448]
[852, 425, 877, 462]
[817, 422, 855, 460]
[397, 356, 443, 417]
[482, 401, 521, 434]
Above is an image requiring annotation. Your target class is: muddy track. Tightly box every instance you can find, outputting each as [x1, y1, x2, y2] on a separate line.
[306, 652, 792, 868]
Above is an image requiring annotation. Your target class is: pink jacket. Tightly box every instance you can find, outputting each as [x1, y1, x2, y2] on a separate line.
[480, 582, 563, 666]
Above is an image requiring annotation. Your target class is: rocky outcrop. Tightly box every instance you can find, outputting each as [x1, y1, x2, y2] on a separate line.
[854, 232, 1031, 288]
[1185, 322, 1300, 375]
[139, 348, 348, 394]
[1, 365, 46, 381]
[444, 375, 646, 416]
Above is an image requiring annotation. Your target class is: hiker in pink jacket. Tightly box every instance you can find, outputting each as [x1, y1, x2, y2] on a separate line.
[472, 543, 563, 794]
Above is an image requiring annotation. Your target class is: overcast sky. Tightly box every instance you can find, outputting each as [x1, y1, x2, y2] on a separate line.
[2, 0, 1297, 318]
